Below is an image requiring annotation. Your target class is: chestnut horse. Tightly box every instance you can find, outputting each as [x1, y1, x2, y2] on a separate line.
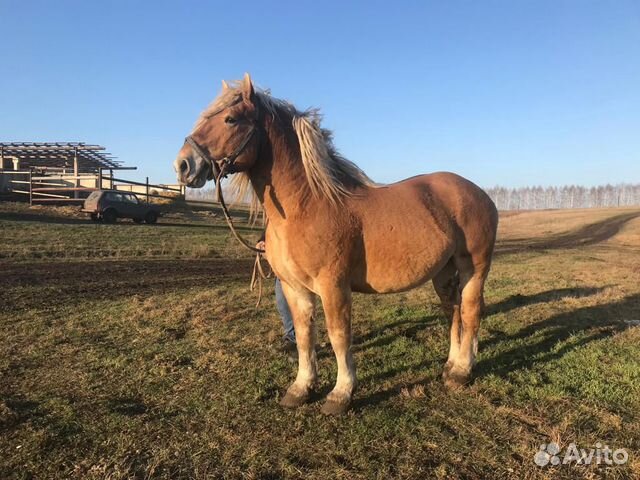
[174, 74, 498, 415]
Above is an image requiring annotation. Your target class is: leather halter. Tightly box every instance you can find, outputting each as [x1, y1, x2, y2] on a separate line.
[184, 126, 257, 180]
[183, 96, 259, 180]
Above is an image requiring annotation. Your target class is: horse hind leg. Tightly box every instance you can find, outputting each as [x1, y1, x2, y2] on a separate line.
[432, 258, 462, 380]
[443, 253, 490, 388]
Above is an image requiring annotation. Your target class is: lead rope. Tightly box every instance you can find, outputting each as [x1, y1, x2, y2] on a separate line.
[214, 170, 271, 307]
[250, 251, 272, 307]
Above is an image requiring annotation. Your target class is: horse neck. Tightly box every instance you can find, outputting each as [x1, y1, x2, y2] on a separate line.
[248, 115, 318, 223]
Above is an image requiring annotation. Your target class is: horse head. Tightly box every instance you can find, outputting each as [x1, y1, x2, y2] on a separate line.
[174, 73, 261, 188]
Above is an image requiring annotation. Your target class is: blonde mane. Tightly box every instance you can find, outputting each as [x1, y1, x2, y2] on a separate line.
[194, 81, 375, 219]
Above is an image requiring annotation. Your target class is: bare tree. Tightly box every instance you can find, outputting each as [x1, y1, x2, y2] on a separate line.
[485, 183, 640, 210]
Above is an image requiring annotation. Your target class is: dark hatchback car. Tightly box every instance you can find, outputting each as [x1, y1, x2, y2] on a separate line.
[82, 190, 160, 224]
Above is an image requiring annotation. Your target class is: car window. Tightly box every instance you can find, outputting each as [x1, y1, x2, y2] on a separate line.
[105, 192, 120, 202]
[125, 194, 139, 204]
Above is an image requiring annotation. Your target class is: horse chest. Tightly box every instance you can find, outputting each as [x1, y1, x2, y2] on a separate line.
[264, 229, 321, 292]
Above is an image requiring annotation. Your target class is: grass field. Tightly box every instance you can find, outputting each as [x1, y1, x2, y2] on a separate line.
[1, 202, 640, 479]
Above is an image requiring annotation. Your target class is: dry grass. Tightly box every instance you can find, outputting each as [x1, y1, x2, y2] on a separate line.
[0, 202, 261, 262]
[498, 207, 639, 241]
[1, 202, 640, 479]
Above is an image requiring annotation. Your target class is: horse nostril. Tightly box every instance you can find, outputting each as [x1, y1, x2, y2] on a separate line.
[180, 159, 189, 173]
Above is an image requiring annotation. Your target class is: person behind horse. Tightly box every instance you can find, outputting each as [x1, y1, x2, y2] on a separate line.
[256, 239, 297, 357]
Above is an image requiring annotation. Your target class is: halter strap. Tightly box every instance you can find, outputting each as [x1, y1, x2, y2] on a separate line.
[184, 126, 257, 180]
[184, 95, 258, 179]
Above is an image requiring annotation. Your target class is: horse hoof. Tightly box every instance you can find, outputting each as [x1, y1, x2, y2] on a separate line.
[279, 391, 309, 409]
[442, 361, 454, 378]
[443, 368, 472, 389]
[320, 399, 350, 416]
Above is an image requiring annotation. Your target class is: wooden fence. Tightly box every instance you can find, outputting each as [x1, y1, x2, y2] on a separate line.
[2, 169, 185, 205]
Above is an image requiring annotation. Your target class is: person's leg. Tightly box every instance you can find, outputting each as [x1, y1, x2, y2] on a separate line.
[275, 278, 296, 343]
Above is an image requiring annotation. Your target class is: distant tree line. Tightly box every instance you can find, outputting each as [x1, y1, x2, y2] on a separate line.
[485, 184, 640, 211]
[188, 182, 640, 211]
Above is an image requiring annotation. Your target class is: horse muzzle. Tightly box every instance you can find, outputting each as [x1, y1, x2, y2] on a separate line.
[174, 155, 210, 188]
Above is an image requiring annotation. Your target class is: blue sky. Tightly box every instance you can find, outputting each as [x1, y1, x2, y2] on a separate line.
[1, 0, 639, 187]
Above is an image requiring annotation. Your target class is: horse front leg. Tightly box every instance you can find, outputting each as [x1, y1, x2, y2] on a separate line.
[319, 284, 356, 415]
[279, 281, 317, 408]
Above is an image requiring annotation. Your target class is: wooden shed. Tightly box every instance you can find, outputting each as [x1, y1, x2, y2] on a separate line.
[0, 142, 186, 205]
[0, 142, 131, 204]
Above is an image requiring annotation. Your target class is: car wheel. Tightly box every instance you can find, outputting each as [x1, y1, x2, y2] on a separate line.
[144, 211, 158, 224]
[103, 209, 117, 224]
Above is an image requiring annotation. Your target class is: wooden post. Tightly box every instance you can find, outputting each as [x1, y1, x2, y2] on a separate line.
[110, 169, 113, 190]
[28, 168, 33, 205]
[73, 148, 79, 199]
[97, 167, 102, 190]
[146, 176, 150, 203]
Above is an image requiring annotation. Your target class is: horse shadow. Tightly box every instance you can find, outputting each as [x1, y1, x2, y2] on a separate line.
[484, 286, 606, 316]
[475, 292, 637, 379]
[353, 288, 637, 411]
[353, 315, 440, 350]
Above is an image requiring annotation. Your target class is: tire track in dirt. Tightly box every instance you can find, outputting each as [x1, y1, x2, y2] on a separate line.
[495, 211, 640, 256]
[0, 258, 255, 312]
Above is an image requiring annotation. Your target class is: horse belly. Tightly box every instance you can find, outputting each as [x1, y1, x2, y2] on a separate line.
[353, 226, 454, 294]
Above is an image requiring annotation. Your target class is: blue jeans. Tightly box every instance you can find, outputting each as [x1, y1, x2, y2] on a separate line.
[275, 278, 296, 343]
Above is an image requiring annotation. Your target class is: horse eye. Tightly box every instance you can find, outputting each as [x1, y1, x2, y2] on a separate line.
[225, 116, 237, 124]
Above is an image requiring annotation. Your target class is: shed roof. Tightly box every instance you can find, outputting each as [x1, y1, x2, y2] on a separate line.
[0, 142, 123, 171]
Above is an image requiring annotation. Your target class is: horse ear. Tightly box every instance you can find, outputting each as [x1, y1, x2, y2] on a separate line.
[221, 80, 229, 91]
[242, 73, 255, 105]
